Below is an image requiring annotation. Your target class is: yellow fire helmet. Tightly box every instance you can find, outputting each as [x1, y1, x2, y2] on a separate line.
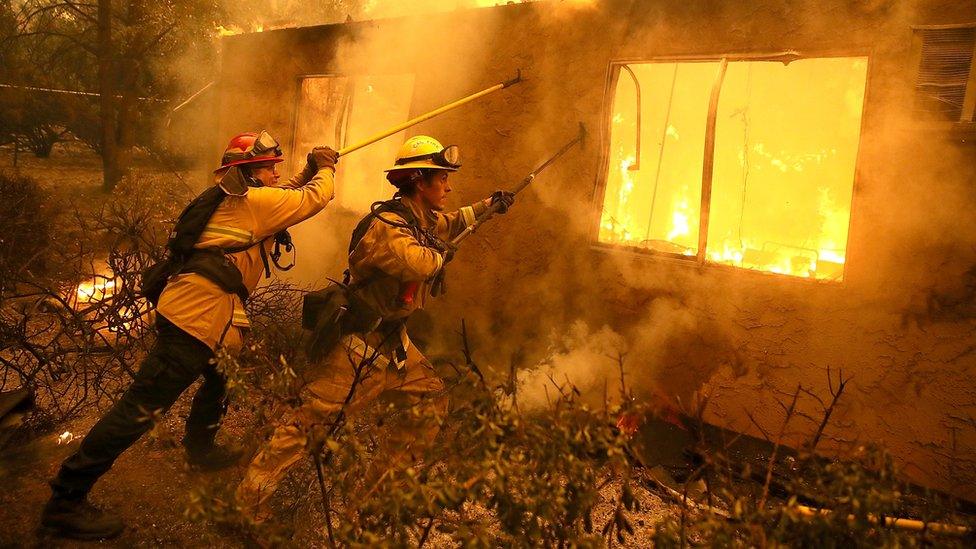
[385, 135, 461, 173]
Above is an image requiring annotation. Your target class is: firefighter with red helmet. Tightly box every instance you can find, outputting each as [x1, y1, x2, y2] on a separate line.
[41, 131, 339, 540]
[235, 135, 514, 521]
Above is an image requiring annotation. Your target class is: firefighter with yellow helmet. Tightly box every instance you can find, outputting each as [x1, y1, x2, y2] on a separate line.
[41, 132, 340, 540]
[235, 135, 514, 519]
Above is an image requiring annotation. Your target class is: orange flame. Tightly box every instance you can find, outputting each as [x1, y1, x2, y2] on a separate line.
[215, 24, 264, 36]
[600, 58, 867, 281]
[76, 278, 116, 303]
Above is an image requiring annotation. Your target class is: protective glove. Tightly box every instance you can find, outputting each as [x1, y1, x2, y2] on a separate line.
[442, 246, 455, 265]
[307, 146, 339, 172]
[488, 190, 516, 214]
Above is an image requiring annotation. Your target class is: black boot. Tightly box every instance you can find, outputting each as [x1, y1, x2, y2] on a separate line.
[40, 496, 124, 540]
[186, 443, 243, 471]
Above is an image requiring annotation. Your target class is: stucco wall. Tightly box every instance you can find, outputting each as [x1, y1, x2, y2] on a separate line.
[216, 0, 976, 497]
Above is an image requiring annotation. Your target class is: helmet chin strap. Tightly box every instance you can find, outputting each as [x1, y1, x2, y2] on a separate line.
[241, 167, 264, 187]
[414, 169, 439, 185]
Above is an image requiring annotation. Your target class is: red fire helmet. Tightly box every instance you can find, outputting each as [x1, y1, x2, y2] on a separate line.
[214, 131, 284, 173]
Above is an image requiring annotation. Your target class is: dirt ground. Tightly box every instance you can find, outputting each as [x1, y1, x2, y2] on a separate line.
[0, 392, 248, 548]
[0, 147, 240, 547]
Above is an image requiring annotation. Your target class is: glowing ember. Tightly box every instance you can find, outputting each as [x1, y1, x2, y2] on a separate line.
[616, 412, 641, 437]
[57, 431, 75, 445]
[600, 58, 868, 281]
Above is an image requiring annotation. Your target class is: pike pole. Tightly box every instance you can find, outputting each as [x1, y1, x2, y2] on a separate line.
[336, 70, 522, 157]
[450, 122, 586, 248]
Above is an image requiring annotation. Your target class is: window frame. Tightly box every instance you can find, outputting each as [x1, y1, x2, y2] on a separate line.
[288, 72, 418, 174]
[590, 52, 873, 285]
[290, 73, 345, 176]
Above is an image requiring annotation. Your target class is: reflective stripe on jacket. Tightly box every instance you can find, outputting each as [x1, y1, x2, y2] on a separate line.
[348, 196, 486, 321]
[157, 164, 335, 351]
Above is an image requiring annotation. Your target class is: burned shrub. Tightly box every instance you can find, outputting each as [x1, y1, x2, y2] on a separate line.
[648, 382, 976, 548]
[651, 444, 975, 548]
[0, 172, 189, 429]
[188, 318, 654, 547]
[191, 329, 975, 547]
[0, 171, 56, 291]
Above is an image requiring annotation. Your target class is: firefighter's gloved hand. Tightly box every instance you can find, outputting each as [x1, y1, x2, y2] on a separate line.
[441, 246, 456, 265]
[308, 146, 339, 171]
[488, 190, 516, 214]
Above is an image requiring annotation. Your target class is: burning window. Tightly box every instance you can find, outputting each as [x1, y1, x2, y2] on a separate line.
[599, 57, 869, 281]
[293, 74, 415, 212]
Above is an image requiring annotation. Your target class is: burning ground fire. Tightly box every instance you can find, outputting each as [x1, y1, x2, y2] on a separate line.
[75, 277, 116, 303]
[72, 271, 147, 333]
[600, 58, 867, 281]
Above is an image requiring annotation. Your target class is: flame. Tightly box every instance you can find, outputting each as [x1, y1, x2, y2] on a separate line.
[72, 268, 148, 333]
[616, 412, 643, 438]
[216, 24, 241, 36]
[599, 155, 639, 244]
[666, 195, 692, 243]
[600, 58, 867, 281]
[216, 23, 264, 36]
[76, 278, 116, 303]
[360, 0, 597, 20]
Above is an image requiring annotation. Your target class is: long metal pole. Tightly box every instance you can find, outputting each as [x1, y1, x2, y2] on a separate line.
[336, 70, 521, 157]
[450, 123, 586, 247]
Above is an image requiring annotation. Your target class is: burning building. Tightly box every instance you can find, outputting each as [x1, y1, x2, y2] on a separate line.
[210, 0, 976, 499]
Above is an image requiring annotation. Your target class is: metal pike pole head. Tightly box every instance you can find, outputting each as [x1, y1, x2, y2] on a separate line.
[503, 68, 523, 88]
[519, 122, 587, 189]
[449, 122, 586, 247]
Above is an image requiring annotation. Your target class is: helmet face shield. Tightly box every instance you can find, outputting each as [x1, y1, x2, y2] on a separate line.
[249, 130, 282, 159]
[395, 144, 462, 170]
[215, 130, 285, 173]
[440, 145, 461, 169]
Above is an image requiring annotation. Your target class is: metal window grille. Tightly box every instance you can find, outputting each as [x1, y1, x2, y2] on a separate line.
[914, 27, 976, 122]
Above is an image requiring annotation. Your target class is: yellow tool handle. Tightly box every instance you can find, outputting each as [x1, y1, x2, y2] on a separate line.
[336, 70, 521, 157]
[795, 504, 971, 536]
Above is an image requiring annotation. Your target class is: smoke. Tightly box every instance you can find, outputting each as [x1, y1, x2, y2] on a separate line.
[515, 321, 627, 411]
[517, 300, 744, 412]
[513, 295, 745, 413]
[163, 0, 976, 497]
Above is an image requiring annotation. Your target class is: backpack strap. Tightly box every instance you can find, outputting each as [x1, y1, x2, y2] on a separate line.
[343, 198, 422, 290]
[168, 186, 227, 256]
[161, 186, 274, 302]
[347, 198, 421, 255]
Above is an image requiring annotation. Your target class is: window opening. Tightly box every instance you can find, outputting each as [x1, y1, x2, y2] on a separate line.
[293, 74, 415, 212]
[599, 56, 868, 281]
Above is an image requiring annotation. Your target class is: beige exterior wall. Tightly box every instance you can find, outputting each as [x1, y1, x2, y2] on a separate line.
[215, 0, 976, 498]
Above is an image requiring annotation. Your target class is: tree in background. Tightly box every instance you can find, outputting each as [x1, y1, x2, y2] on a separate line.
[0, 0, 445, 188]
[0, 0, 66, 157]
[3, 0, 221, 190]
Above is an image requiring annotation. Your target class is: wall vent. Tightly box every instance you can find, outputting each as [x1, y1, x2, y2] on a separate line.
[914, 26, 976, 122]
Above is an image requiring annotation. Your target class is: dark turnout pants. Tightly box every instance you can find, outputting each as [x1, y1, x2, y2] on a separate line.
[51, 315, 225, 499]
